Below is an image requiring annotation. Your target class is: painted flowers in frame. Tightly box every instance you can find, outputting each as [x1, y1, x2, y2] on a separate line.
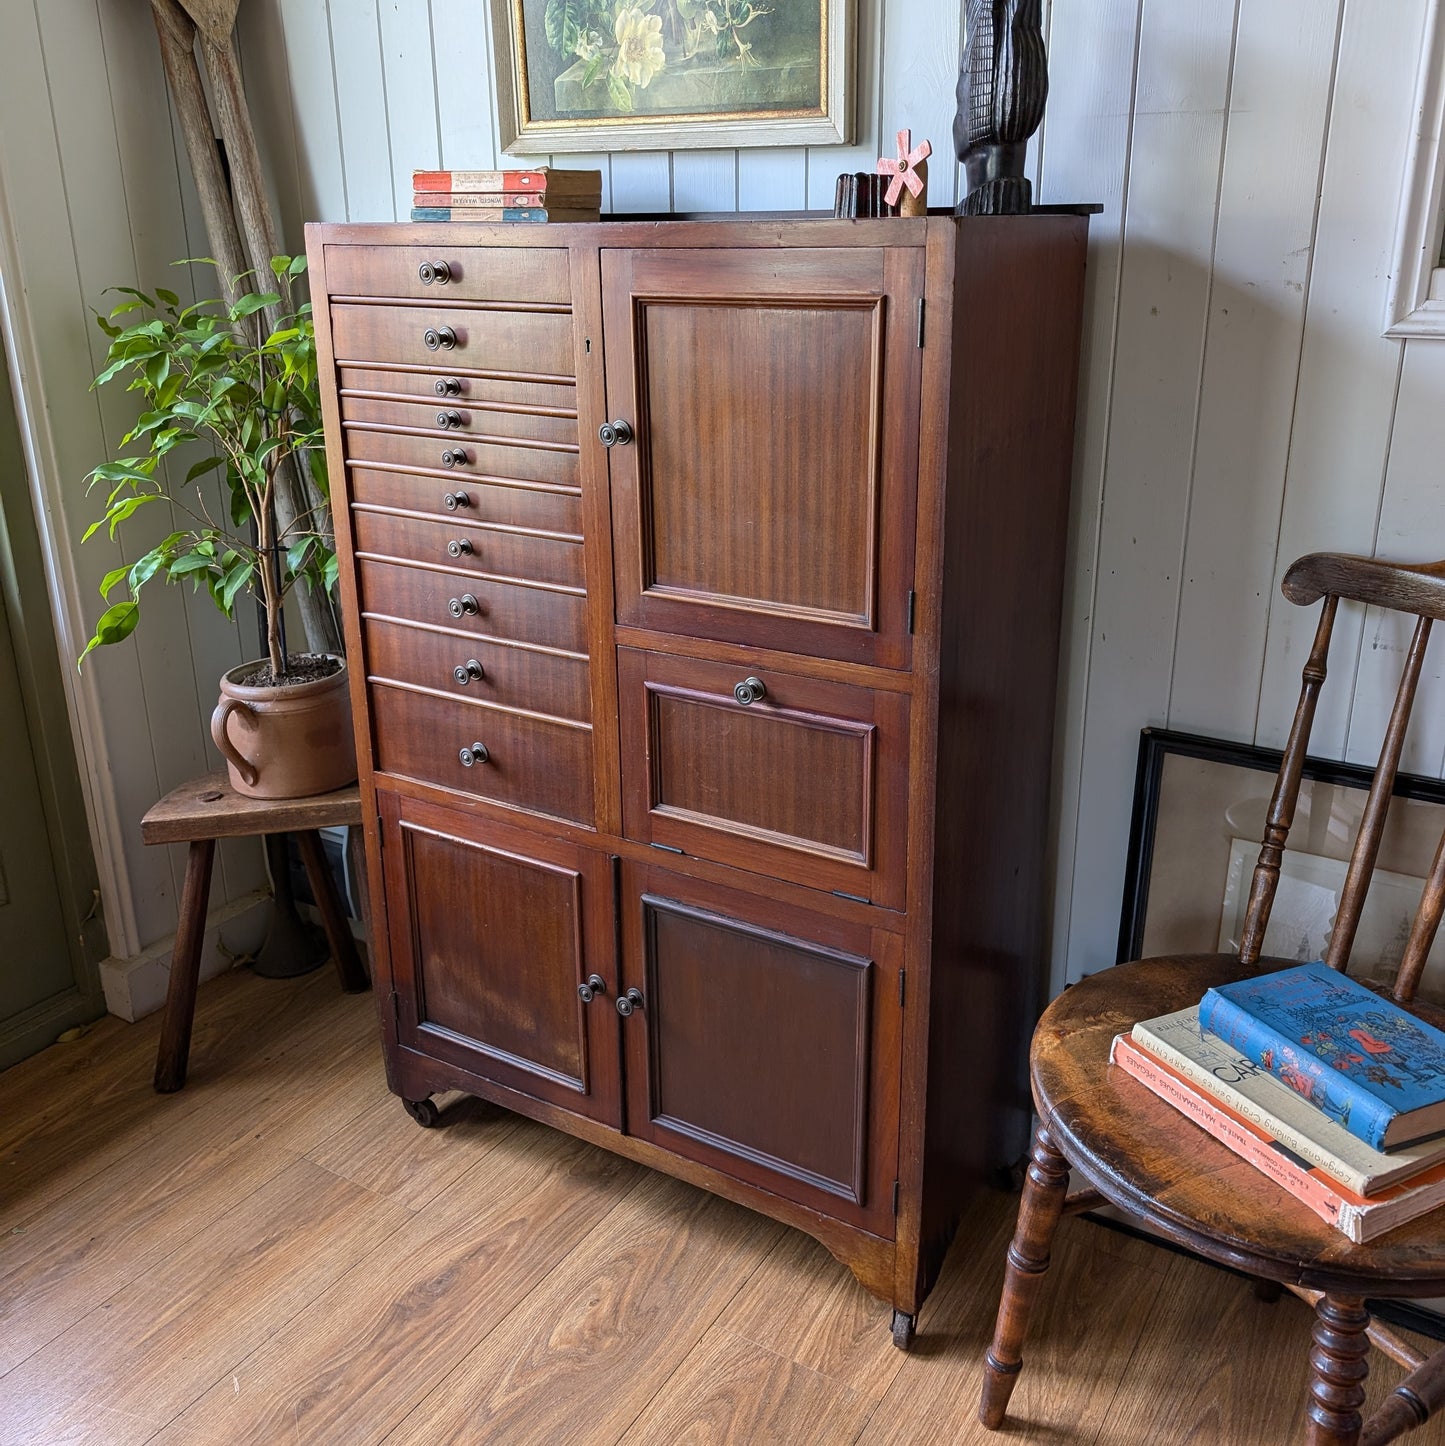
[490, 0, 855, 153]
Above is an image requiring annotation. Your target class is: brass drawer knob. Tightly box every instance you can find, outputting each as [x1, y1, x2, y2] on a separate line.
[458, 741, 489, 768]
[452, 659, 485, 685]
[733, 676, 766, 706]
[437, 409, 463, 429]
[423, 325, 457, 351]
[435, 377, 462, 397]
[447, 592, 480, 618]
[616, 988, 645, 1017]
[577, 974, 607, 1003]
[446, 537, 473, 558]
[417, 259, 452, 285]
[441, 448, 468, 469]
[442, 490, 470, 511]
[598, 418, 633, 448]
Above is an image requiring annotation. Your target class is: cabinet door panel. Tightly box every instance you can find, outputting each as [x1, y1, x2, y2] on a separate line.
[618, 647, 908, 908]
[619, 865, 901, 1235]
[380, 792, 620, 1121]
[602, 246, 923, 668]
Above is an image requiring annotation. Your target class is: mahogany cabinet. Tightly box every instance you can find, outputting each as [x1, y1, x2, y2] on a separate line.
[307, 213, 1090, 1341]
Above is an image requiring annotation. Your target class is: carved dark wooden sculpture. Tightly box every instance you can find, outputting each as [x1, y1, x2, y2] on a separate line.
[955, 0, 1049, 216]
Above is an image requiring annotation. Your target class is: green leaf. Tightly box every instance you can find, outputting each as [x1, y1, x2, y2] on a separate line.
[154, 286, 180, 307]
[168, 551, 215, 578]
[229, 291, 280, 320]
[184, 455, 226, 485]
[608, 73, 633, 111]
[220, 556, 255, 615]
[78, 599, 139, 664]
[287, 255, 307, 277]
[129, 539, 179, 593]
[269, 255, 290, 277]
[544, 0, 585, 52]
[582, 51, 605, 88]
[99, 564, 130, 600]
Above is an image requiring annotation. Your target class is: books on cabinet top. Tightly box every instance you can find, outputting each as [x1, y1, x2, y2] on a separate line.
[412, 167, 603, 198]
[1110, 1032, 1445, 1242]
[1199, 961, 1445, 1150]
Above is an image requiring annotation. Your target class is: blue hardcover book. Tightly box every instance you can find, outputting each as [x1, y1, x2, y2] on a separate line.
[409, 206, 597, 223]
[1199, 961, 1445, 1150]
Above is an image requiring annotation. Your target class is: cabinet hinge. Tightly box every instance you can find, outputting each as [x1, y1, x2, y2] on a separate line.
[650, 841, 684, 855]
[832, 888, 869, 904]
[892, 1179, 900, 1216]
[907, 590, 916, 635]
[915, 299, 925, 348]
[389, 989, 400, 1025]
[899, 969, 906, 1008]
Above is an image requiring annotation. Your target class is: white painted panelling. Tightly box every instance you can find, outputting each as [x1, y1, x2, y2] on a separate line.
[1059, 0, 1243, 984]
[11, 0, 1445, 1005]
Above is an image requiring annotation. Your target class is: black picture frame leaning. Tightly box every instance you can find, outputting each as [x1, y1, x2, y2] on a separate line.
[1116, 726, 1445, 967]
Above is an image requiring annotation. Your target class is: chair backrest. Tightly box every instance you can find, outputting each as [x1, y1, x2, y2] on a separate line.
[1238, 554, 1445, 1003]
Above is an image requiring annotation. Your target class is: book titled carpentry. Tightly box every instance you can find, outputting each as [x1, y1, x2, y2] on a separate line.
[1110, 1033, 1445, 1242]
[1198, 961, 1445, 1150]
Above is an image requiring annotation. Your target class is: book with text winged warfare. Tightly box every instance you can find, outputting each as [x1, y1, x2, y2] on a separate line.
[1199, 961, 1445, 1150]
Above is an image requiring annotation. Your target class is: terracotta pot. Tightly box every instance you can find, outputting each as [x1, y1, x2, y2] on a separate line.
[210, 656, 357, 799]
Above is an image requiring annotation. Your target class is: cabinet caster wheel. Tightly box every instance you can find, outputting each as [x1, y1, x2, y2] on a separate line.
[403, 1097, 440, 1128]
[891, 1309, 916, 1351]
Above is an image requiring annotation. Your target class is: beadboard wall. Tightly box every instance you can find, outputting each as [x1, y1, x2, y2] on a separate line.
[1, 0, 1442, 1000]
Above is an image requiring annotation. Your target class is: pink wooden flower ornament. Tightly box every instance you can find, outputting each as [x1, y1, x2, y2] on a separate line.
[877, 129, 933, 209]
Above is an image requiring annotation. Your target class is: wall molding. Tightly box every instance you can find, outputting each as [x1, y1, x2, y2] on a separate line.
[1386, 0, 1445, 338]
[0, 149, 140, 957]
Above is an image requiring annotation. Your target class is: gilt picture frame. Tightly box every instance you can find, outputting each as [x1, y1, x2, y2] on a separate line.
[1117, 728, 1445, 1003]
[489, 0, 855, 154]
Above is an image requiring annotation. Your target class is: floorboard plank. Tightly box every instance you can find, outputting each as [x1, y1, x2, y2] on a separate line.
[383, 1172, 785, 1446]
[619, 1326, 871, 1445]
[0, 1158, 405, 1443]
[151, 1120, 642, 1444]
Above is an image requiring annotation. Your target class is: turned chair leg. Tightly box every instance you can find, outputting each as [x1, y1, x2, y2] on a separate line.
[979, 1123, 1070, 1429]
[1306, 1293, 1370, 1446]
[154, 837, 216, 1093]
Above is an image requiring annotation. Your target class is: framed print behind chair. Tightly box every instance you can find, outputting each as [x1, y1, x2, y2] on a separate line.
[1118, 727, 1445, 1003]
[489, 0, 855, 153]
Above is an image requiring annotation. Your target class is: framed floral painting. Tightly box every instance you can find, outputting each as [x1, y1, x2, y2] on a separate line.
[489, 0, 855, 153]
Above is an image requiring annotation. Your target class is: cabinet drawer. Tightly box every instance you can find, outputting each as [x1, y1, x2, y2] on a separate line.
[340, 394, 578, 449]
[363, 618, 590, 723]
[347, 466, 581, 536]
[323, 243, 570, 304]
[351, 508, 584, 589]
[618, 647, 908, 909]
[330, 303, 574, 378]
[339, 366, 578, 414]
[343, 424, 579, 490]
[357, 558, 587, 653]
[372, 685, 593, 826]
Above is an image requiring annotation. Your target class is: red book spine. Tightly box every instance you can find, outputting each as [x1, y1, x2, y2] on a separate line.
[413, 170, 548, 192]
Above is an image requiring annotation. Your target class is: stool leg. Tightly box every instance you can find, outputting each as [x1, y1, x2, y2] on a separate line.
[979, 1123, 1070, 1429]
[295, 829, 369, 993]
[154, 838, 216, 1093]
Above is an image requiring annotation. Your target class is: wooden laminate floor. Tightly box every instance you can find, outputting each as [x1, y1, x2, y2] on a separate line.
[3, 966, 1445, 1445]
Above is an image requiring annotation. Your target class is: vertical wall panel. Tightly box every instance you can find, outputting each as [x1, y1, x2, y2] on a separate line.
[1167, 0, 1341, 739]
[1058, 0, 1242, 983]
[434, 0, 502, 176]
[1253, 0, 1428, 758]
[329, 0, 396, 221]
[274, 0, 350, 226]
[377, 0, 443, 222]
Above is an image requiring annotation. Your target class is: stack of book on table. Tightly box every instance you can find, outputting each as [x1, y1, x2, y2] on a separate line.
[411, 167, 602, 223]
[1112, 960, 1445, 1241]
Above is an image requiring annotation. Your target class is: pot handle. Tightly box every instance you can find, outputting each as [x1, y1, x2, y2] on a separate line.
[210, 696, 260, 788]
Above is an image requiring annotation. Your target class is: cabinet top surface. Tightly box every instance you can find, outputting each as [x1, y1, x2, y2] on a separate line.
[306, 211, 1088, 252]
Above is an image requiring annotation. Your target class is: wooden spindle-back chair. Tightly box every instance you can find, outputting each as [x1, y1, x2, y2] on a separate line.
[978, 554, 1445, 1446]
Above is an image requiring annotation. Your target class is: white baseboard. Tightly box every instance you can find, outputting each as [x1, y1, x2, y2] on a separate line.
[99, 890, 272, 1023]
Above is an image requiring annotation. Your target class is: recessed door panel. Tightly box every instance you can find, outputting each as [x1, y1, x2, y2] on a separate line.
[379, 792, 620, 1122]
[618, 646, 909, 908]
[602, 247, 923, 668]
[619, 865, 901, 1234]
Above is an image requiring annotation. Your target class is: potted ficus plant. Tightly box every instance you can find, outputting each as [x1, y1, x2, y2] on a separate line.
[81, 255, 356, 799]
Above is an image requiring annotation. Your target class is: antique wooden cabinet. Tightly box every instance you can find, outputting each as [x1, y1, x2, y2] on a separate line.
[307, 213, 1089, 1342]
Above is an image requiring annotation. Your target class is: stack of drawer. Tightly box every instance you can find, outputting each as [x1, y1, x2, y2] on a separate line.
[326, 245, 593, 826]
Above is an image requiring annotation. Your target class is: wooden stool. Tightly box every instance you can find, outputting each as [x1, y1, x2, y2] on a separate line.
[140, 770, 369, 1092]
